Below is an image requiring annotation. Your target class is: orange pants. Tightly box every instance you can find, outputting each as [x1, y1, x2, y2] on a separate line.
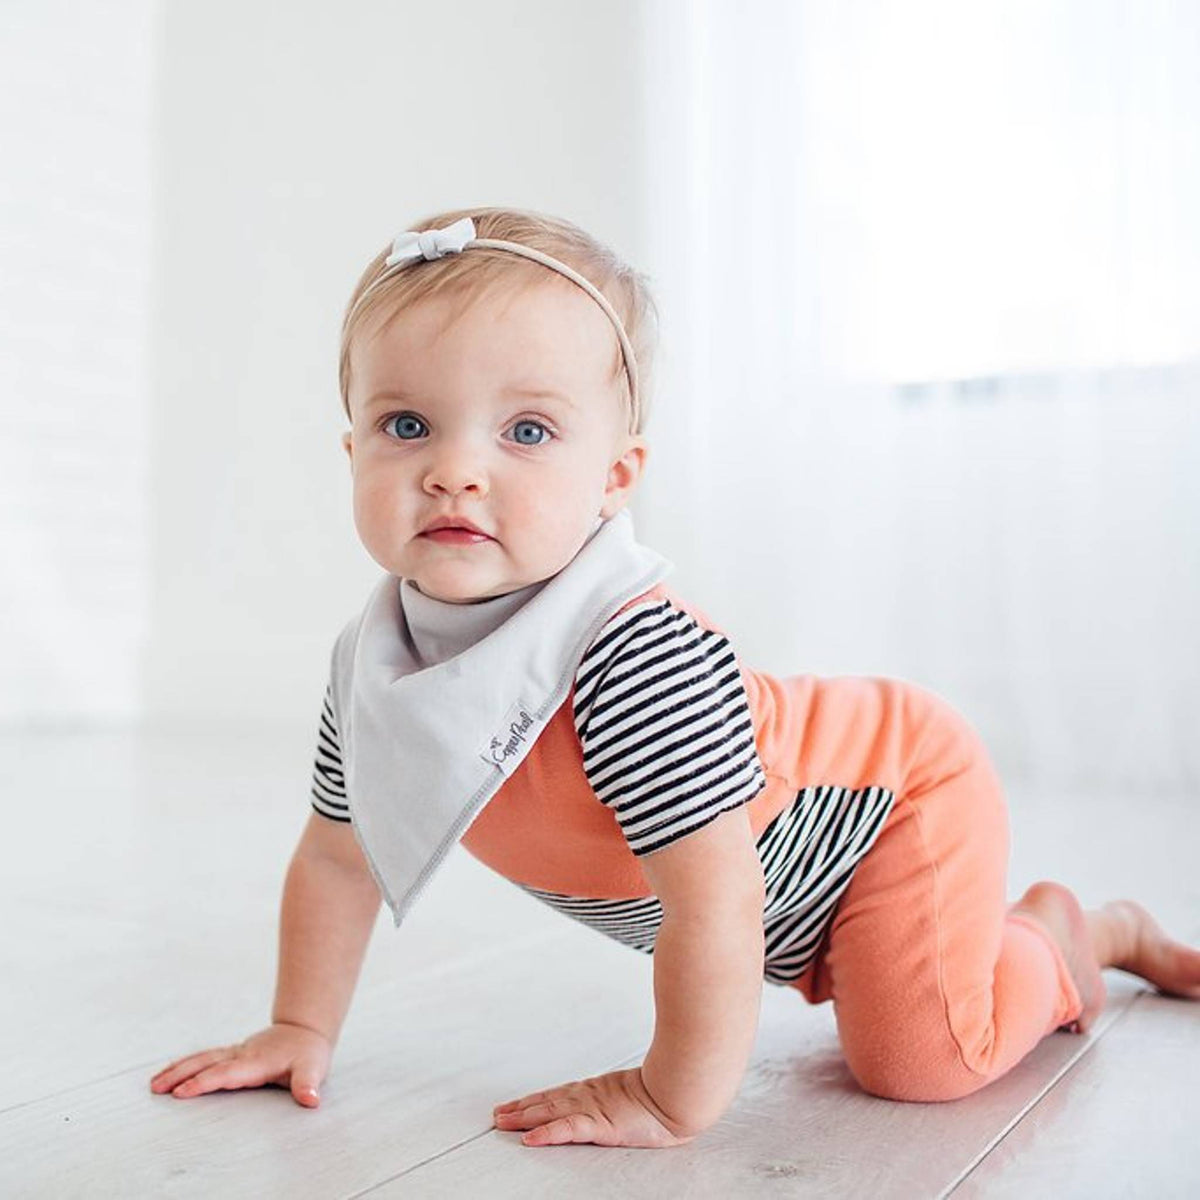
[792, 704, 1084, 1102]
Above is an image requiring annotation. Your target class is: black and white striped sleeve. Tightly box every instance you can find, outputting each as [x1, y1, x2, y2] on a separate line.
[572, 598, 766, 857]
[310, 680, 350, 822]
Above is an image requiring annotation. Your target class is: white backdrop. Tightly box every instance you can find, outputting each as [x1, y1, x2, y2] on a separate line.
[0, 0, 155, 725]
[0, 0, 647, 731]
[3, 1, 1197, 793]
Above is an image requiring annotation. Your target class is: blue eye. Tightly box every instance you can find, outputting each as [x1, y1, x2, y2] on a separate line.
[384, 413, 426, 440]
[381, 413, 553, 445]
[510, 419, 552, 446]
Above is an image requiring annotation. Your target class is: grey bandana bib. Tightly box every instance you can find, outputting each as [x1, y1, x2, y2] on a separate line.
[327, 508, 674, 926]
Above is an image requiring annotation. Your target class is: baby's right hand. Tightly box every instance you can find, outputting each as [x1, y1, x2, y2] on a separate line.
[149, 1022, 333, 1107]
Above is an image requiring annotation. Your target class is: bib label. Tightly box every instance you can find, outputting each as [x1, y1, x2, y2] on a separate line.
[478, 701, 539, 777]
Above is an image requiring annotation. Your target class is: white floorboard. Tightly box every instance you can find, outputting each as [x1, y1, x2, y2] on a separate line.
[954, 989, 1200, 1199]
[1, 728, 1197, 1198]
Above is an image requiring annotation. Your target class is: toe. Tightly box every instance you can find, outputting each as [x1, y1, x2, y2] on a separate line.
[1157, 941, 1200, 998]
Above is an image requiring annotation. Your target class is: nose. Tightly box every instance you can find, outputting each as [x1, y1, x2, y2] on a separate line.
[421, 437, 489, 498]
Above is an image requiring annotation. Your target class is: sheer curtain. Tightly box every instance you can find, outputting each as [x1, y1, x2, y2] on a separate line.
[633, 0, 1200, 791]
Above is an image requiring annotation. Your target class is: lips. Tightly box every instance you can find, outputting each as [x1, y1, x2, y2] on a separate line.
[420, 516, 492, 538]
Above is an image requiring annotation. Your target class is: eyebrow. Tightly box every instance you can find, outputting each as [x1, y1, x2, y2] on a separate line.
[363, 386, 575, 412]
[505, 385, 575, 409]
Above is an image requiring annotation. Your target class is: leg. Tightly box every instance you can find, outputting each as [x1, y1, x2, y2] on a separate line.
[795, 696, 1084, 1102]
[1012, 885, 1200, 1005]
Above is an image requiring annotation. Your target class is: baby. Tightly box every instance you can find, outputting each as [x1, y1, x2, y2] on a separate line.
[150, 207, 1200, 1149]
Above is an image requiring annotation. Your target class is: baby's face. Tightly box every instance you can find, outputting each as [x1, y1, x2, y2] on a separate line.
[343, 279, 646, 603]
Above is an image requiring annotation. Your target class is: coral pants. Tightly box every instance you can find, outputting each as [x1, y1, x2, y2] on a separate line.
[791, 701, 1084, 1102]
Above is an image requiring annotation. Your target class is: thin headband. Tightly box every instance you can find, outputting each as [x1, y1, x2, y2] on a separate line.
[347, 217, 640, 430]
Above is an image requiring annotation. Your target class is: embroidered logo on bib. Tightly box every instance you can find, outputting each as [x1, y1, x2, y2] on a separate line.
[479, 701, 539, 777]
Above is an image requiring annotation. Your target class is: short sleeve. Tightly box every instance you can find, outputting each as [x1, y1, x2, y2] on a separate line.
[310, 679, 351, 822]
[572, 598, 766, 856]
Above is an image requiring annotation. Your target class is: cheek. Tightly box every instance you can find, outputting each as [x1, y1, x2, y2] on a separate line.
[352, 472, 403, 530]
[518, 463, 595, 512]
[509, 469, 603, 542]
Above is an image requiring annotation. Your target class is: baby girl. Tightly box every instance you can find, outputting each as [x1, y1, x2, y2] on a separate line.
[150, 207, 1200, 1149]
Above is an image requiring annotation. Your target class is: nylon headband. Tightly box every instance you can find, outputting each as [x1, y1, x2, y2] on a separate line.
[346, 217, 641, 431]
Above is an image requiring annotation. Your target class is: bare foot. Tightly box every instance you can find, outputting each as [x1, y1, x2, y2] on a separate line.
[1085, 899, 1200, 1001]
[1010, 880, 1107, 1034]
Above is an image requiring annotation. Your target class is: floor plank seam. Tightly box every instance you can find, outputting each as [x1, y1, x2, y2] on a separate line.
[356, 1047, 648, 1193]
[345, 1126, 499, 1198]
[938, 987, 1148, 1198]
[0, 1056, 169, 1117]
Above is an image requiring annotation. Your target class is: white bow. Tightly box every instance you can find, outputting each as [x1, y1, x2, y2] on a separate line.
[385, 216, 477, 267]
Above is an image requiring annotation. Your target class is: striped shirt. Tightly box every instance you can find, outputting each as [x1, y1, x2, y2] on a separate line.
[311, 597, 894, 985]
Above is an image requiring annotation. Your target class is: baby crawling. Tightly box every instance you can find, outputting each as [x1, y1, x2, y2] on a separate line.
[150, 208, 1200, 1148]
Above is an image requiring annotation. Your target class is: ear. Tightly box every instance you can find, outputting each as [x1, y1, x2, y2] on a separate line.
[341, 431, 353, 469]
[599, 436, 648, 519]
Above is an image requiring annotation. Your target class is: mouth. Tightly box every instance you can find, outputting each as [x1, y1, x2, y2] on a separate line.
[419, 527, 494, 544]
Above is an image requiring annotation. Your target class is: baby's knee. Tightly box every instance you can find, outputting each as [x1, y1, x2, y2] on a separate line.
[841, 1035, 991, 1103]
[836, 1000, 996, 1103]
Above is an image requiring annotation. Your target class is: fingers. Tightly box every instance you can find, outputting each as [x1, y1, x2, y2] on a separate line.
[163, 1052, 277, 1099]
[493, 1089, 560, 1129]
[150, 1042, 322, 1107]
[493, 1091, 602, 1146]
[494, 1100, 553, 1128]
[291, 1075, 322, 1108]
[521, 1113, 597, 1146]
[149, 1047, 238, 1096]
[493, 1089, 550, 1117]
[493, 1072, 692, 1150]
[151, 1025, 332, 1108]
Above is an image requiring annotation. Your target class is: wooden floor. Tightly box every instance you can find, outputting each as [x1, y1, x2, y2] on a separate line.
[2, 726, 1197, 1199]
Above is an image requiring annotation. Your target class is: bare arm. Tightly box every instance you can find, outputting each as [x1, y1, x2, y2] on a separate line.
[150, 812, 381, 1104]
[638, 807, 766, 1136]
[273, 813, 383, 1045]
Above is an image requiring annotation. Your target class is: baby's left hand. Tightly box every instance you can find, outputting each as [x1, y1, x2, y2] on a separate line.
[492, 1067, 697, 1149]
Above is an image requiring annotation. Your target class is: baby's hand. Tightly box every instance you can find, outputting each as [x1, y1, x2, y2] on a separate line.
[149, 1022, 332, 1108]
[492, 1067, 696, 1149]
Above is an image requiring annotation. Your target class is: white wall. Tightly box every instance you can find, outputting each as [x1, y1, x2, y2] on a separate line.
[0, 0, 155, 725]
[144, 0, 646, 731]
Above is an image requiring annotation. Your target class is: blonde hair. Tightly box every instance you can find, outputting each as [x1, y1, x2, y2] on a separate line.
[338, 206, 659, 435]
